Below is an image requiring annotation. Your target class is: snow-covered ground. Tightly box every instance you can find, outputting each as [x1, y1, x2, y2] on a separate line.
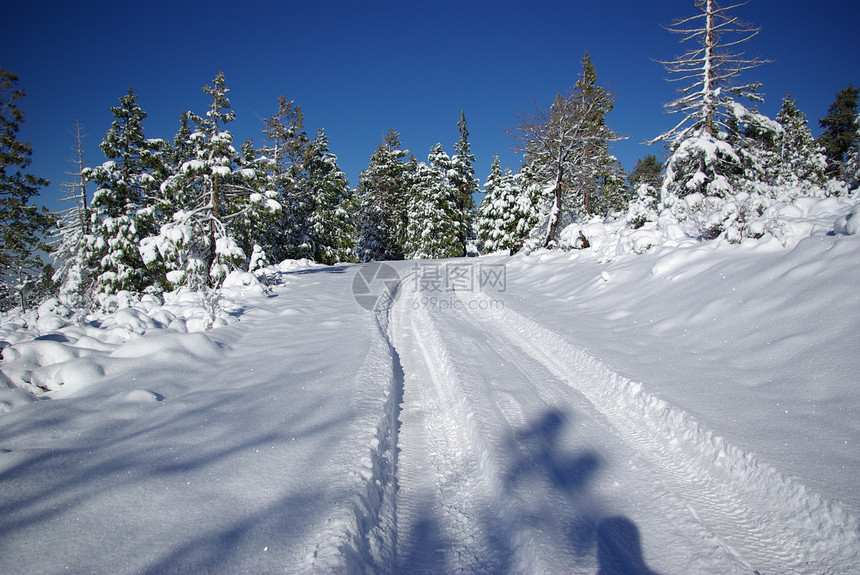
[1, 199, 859, 573]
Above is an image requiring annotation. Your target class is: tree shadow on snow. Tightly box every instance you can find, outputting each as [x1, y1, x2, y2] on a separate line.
[505, 409, 660, 574]
[505, 408, 601, 493]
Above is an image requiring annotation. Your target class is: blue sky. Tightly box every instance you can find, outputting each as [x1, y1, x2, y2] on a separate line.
[4, 0, 859, 212]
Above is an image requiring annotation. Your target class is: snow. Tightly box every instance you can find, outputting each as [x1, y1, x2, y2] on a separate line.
[1, 206, 859, 572]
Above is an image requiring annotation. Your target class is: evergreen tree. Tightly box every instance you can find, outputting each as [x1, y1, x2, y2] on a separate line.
[450, 111, 478, 255]
[405, 145, 461, 259]
[0, 69, 53, 309]
[628, 155, 663, 190]
[356, 129, 410, 260]
[476, 156, 526, 253]
[148, 72, 279, 287]
[260, 95, 308, 261]
[81, 88, 160, 298]
[52, 121, 93, 306]
[300, 127, 356, 264]
[843, 112, 860, 190]
[725, 100, 783, 191]
[775, 95, 827, 188]
[818, 85, 860, 180]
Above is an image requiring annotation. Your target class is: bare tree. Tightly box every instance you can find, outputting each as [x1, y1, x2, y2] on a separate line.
[655, 0, 769, 143]
[52, 121, 93, 305]
[512, 53, 620, 246]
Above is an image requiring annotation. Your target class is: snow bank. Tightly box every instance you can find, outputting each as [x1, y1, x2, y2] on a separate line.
[556, 194, 860, 262]
[0, 259, 322, 407]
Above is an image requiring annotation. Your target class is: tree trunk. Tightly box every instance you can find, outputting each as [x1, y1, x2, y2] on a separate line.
[207, 175, 220, 283]
[544, 178, 564, 247]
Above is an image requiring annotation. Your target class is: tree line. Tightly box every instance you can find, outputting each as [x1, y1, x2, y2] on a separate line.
[2, 0, 858, 311]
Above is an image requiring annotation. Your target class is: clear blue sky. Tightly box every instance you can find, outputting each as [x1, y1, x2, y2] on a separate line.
[4, 0, 859, 212]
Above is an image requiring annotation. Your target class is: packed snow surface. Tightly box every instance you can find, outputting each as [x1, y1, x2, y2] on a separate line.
[1, 203, 859, 573]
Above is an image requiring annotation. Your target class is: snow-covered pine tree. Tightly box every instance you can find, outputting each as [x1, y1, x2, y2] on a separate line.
[259, 95, 308, 261]
[146, 72, 279, 288]
[357, 129, 410, 261]
[628, 155, 663, 190]
[774, 95, 827, 190]
[725, 100, 783, 191]
[299, 127, 356, 264]
[0, 69, 54, 310]
[476, 156, 525, 253]
[82, 88, 161, 300]
[625, 155, 662, 229]
[405, 145, 461, 259]
[655, 0, 768, 202]
[843, 112, 860, 190]
[450, 111, 478, 256]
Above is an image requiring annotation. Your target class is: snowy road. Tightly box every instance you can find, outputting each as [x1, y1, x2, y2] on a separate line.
[386, 263, 858, 574]
[1, 245, 859, 573]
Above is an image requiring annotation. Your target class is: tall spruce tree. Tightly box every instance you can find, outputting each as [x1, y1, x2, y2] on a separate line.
[150, 72, 279, 287]
[82, 88, 159, 298]
[451, 111, 478, 255]
[843, 112, 860, 189]
[357, 129, 410, 261]
[260, 95, 308, 260]
[775, 95, 827, 188]
[818, 85, 860, 180]
[628, 155, 663, 190]
[300, 127, 356, 264]
[405, 145, 461, 259]
[0, 69, 53, 309]
[52, 121, 94, 306]
[476, 156, 525, 253]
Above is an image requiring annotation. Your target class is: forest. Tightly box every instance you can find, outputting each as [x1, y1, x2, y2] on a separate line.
[1, 0, 858, 312]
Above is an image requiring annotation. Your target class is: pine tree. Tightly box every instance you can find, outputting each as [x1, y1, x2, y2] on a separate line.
[52, 121, 94, 306]
[300, 127, 356, 264]
[450, 111, 478, 255]
[149, 72, 279, 287]
[405, 145, 461, 259]
[628, 155, 663, 190]
[725, 100, 783, 191]
[775, 95, 827, 189]
[80, 88, 161, 298]
[476, 156, 526, 253]
[260, 95, 308, 261]
[357, 129, 410, 261]
[0, 69, 53, 310]
[843, 112, 860, 190]
[818, 85, 860, 180]
[655, 0, 768, 198]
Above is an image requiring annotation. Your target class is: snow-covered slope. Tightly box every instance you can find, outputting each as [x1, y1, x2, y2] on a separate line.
[1, 201, 858, 573]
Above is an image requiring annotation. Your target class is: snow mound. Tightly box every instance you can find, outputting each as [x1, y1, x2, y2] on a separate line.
[834, 201, 860, 235]
[556, 195, 858, 262]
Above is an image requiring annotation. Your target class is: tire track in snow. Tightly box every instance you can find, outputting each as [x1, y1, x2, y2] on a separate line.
[465, 291, 860, 575]
[426, 289, 744, 573]
[391, 283, 513, 573]
[338, 277, 404, 573]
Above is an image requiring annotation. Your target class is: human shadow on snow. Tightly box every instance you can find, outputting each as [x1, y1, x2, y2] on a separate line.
[595, 515, 661, 575]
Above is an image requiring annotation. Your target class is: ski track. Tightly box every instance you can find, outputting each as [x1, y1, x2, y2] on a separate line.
[386, 270, 859, 574]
